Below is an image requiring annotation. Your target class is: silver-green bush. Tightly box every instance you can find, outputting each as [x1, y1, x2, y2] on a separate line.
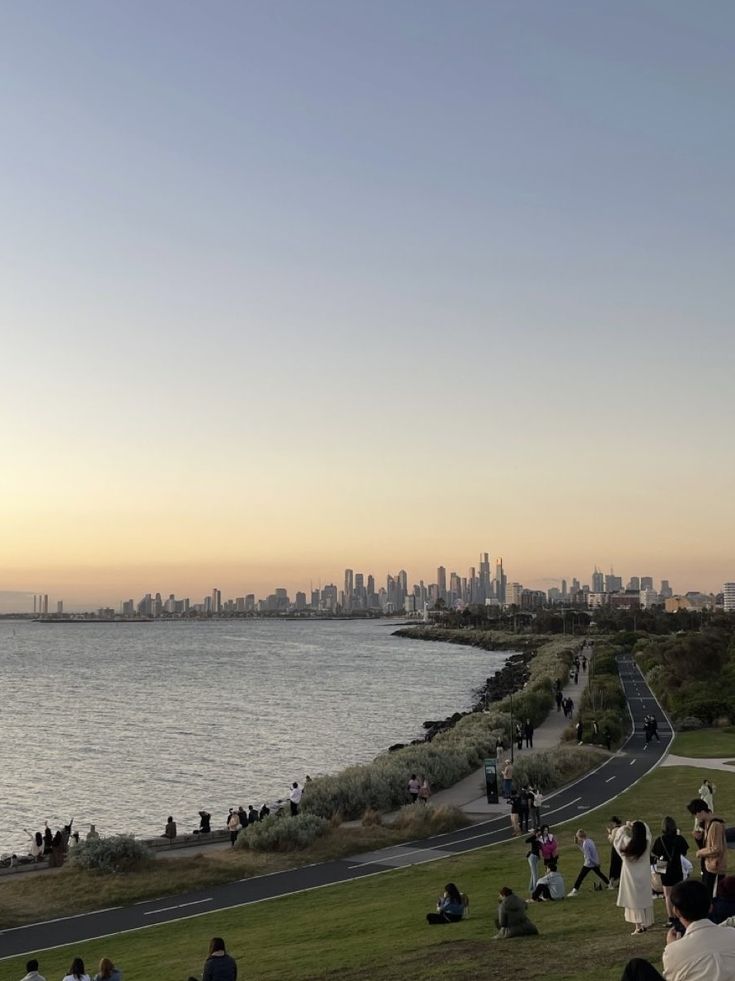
[69, 834, 153, 873]
[236, 812, 330, 852]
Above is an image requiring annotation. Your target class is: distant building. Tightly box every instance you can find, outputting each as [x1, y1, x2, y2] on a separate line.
[724, 583, 735, 613]
[660, 580, 673, 599]
[639, 589, 659, 609]
[640, 576, 653, 591]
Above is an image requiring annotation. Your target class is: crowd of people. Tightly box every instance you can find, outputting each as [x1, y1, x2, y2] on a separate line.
[17, 938, 237, 981]
[12, 782, 311, 867]
[417, 776, 735, 979]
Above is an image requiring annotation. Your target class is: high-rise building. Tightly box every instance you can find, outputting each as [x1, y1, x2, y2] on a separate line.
[561, 579, 567, 596]
[660, 580, 673, 599]
[640, 576, 653, 591]
[295, 591, 306, 610]
[437, 566, 447, 601]
[627, 576, 640, 591]
[212, 588, 221, 614]
[605, 573, 622, 593]
[479, 552, 491, 601]
[724, 583, 735, 613]
[495, 558, 506, 605]
[591, 568, 604, 593]
[343, 570, 354, 610]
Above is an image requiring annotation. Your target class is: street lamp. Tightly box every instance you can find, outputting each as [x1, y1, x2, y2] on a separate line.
[509, 691, 514, 763]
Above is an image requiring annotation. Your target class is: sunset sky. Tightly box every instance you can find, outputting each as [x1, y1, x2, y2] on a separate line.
[2, 1, 733, 609]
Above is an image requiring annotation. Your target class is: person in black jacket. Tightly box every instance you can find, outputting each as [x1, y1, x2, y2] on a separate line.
[202, 937, 237, 981]
[607, 816, 623, 886]
[650, 816, 689, 926]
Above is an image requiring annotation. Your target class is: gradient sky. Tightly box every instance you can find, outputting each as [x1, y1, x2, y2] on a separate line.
[2, 1, 733, 609]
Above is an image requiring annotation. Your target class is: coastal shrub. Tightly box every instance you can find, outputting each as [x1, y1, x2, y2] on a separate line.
[390, 803, 469, 836]
[361, 808, 382, 827]
[69, 835, 153, 874]
[237, 813, 329, 852]
[511, 747, 606, 793]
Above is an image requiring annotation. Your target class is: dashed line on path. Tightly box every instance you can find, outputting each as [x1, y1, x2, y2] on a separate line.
[144, 898, 212, 917]
[605, 777, 616, 783]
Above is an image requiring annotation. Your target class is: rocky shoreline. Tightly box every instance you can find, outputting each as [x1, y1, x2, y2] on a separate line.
[389, 627, 536, 748]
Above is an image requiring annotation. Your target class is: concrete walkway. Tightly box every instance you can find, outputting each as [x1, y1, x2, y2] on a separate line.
[662, 754, 735, 771]
[422, 648, 594, 818]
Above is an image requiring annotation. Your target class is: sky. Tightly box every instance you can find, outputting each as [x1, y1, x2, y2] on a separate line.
[1, 1, 733, 610]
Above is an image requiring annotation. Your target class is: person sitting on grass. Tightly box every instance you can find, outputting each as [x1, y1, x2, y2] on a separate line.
[620, 879, 735, 980]
[201, 937, 237, 981]
[61, 958, 90, 981]
[426, 883, 466, 924]
[93, 958, 122, 981]
[531, 859, 565, 902]
[492, 886, 539, 938]
[19, 958, 45, 981]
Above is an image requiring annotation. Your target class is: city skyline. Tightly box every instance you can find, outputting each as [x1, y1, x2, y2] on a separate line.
[2, 3, 734, 606]
[4, 547, 729, 614]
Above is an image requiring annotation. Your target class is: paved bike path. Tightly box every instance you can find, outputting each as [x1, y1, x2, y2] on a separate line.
[0, 654, 672, 960]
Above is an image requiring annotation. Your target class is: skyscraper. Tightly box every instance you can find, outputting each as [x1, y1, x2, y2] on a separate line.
[437, 566, 447, 601]
[495, 558, 506, 605]
[591, 567, 604, 593]
[723, 583, 735, 613]
[344, 569, 354, 611]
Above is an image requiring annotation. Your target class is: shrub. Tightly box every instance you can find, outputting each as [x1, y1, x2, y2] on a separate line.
[361, 808, 382, 827]
[676, 716, 705, 731]
[236, 813, 329, 852]
[390, 803, 469, 836]
[511, 747, 607, 792]
[69, 835, 153, 874]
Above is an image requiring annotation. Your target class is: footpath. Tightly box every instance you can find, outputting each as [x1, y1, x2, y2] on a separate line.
[429, 653, 592, 819]
[0, 653, 673, 960]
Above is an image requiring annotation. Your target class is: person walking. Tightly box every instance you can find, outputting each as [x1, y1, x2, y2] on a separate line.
[515, 723, 523, 751]
[576, 720, 584, 745]
[568, 830, 609, 895]
[519, 785, 531, 834]
[555, 689, 563, 713]
[509, 789, 522, 836]
[651, 816, 690, 926]
[407, 774, 420, 803]
[612, 820, 654, 934]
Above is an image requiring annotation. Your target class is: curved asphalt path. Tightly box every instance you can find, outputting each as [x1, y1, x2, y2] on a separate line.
[0, 654, 672, 960]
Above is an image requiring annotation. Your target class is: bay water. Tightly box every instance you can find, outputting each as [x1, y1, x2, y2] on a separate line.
[0, 618, 509, 854]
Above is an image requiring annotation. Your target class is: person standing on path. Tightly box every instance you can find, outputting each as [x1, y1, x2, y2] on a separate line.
[501, 760, 513, 801]
[555, 689, 563, 712]
[407, 774, 420, 804]
[568, 829, 610, 895]
[419, 776, 432, 804]
[576, 720, 584, 745]
[289, 782, 303, 816]
[613, 820, 654, 935]
[227, 809, 240, 846]
[524, 718, 534, 748]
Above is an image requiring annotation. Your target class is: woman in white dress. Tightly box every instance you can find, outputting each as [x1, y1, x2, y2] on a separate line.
[613, 820, 654, 934]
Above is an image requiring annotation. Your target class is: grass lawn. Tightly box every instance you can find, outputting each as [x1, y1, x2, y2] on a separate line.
[2, 764, 733, 981]
[671, 726, 735, 759]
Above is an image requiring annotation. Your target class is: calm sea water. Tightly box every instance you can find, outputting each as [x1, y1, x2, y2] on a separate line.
[0, 619, 509, 853]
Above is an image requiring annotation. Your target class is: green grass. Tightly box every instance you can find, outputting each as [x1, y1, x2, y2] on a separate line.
[2, 764, 731, 981]
[671, 726, 735, 758]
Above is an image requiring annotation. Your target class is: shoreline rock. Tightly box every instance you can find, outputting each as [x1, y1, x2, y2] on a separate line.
[389, 627, 537, 747]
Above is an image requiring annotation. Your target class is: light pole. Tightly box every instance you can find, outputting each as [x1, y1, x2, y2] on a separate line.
[509, 691, 514, 763]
